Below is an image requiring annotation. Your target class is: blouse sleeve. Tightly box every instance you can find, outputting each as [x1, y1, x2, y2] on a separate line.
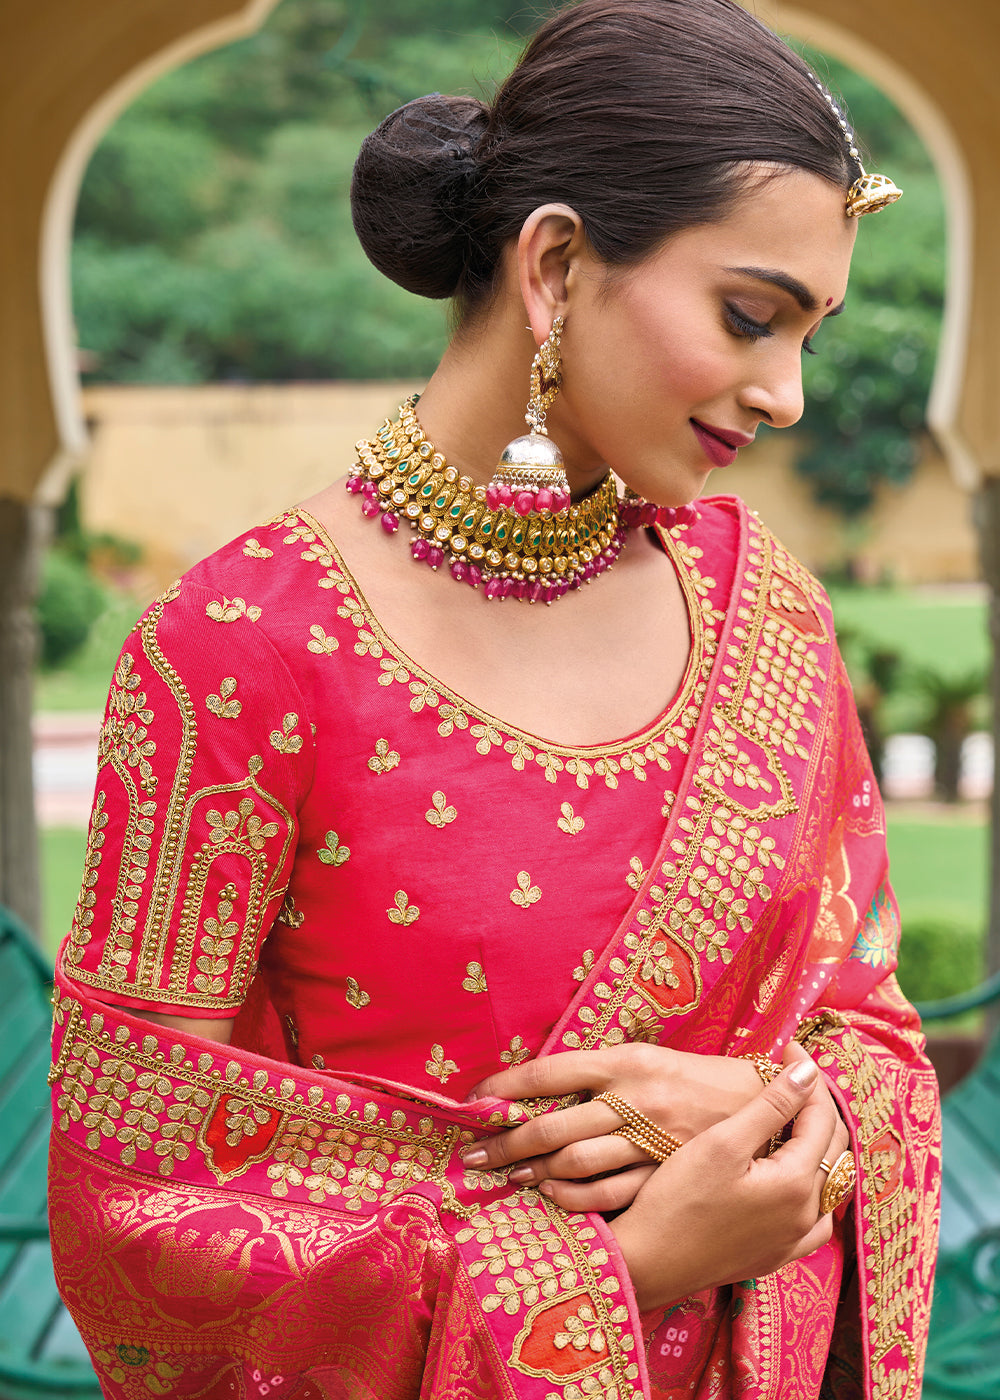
[57, 577, 316, 1018]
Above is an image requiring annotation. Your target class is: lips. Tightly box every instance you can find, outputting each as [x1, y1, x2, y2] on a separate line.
[690, 419, 755, 469]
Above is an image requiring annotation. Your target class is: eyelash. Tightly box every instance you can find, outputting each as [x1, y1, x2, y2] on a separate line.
[724, 304, 818, 356]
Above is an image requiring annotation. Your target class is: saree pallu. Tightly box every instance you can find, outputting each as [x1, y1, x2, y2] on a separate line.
[49, 503, 940, 1399]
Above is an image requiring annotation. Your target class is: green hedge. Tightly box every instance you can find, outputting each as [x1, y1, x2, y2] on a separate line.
[36, 550, 107, 668]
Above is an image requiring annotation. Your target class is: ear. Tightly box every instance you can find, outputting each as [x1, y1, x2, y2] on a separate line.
[516, 204, 590, 345]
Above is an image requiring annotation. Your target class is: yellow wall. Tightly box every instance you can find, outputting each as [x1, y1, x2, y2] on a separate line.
[80, 384, 978, 594]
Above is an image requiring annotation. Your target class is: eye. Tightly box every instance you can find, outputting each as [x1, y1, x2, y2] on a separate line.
[724, 304, 772, 344]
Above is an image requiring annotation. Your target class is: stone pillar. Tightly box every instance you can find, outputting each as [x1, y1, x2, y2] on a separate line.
[0, 497, 44, 933]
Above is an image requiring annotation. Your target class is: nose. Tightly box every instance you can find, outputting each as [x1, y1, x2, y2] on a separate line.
[739, 350, 805, 430]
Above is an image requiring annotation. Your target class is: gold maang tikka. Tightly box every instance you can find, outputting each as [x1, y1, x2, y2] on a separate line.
[812, 76, 902, 217]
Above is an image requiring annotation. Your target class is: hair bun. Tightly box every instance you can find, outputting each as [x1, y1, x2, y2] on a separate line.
[351, 93, 489, 300]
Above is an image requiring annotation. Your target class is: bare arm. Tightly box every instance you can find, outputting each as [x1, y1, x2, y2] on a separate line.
[106, 1004, 236, 1045]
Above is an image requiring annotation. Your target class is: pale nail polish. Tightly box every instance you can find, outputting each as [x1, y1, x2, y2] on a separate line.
[509, 1164, 534, 1183]
[460, 1147, 488, 1167]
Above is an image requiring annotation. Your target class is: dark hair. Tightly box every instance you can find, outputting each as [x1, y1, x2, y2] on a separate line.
[351, 0, 860, 312]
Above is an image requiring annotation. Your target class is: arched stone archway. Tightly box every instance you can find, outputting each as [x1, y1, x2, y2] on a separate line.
[0, 0, 280, 928]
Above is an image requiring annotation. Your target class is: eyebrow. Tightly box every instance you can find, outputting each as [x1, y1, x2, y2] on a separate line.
[725, 265, 846, 317]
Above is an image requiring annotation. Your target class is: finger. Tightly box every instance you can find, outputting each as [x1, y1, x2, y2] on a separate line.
[706, 1042, 819, 1164]
[538, 1165, 657, 1214]
[466, 1050, 616, 1104]
[461, 1101, 619, 1169]
[509, 1134, 646, 1186]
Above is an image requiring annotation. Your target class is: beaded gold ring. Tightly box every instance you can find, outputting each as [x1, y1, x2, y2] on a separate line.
[594, 1091, 683, 1163]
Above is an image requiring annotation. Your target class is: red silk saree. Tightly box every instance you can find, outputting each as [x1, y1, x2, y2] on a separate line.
[49, 498, 940, 1398]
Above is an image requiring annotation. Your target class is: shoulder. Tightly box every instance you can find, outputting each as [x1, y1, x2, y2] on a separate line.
[697, 493, 832, 611]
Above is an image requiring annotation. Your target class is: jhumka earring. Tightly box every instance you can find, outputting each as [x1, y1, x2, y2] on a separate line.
[487, 316, 572, 515]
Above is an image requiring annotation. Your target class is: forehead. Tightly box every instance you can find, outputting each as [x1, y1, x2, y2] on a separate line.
[652, 168, 857, 304]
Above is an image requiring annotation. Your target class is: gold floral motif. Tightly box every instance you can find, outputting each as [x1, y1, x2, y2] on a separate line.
[368, 738, 400, 775]
[557, 803, 585, 835]
[205, 597, 261, 623]
[269, 712, 303, 754]
[425, 791, 457, 827]
[510, 872, 541, 908]
[98, 654, 157, 795]
[625, 858, 647, 892]
[387, 890, 419, 926]
[206, 676, 241, 719]
[65, 792, 108, 967]
[243, 538, 273, 558]
[317, 831, 350, 867]
[306, 624, 338, 656]
[463, 961, 487, 994]
[206, 799, 278, 850]
[500, 1035, 530, 1067]
[345, 976, 371, 1009]
[194, 882, 241, 995]
[425, 1043, 459, 1084]
[572, 950, 595, 983]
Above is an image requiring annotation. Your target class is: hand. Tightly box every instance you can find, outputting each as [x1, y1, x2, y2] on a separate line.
[461, 1042, 764, 1211]
[609, 1044, 850, 1311]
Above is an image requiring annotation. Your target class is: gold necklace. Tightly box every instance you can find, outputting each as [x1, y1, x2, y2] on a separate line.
[347, 396, 630, 603]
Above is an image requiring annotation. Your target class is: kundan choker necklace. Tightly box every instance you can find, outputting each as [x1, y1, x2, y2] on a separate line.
[347, 396, 698, 604]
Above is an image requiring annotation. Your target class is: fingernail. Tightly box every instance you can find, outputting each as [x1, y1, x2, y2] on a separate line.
[460, 1147, 488, 1167]
[538, 1181, 554, 1197]
[788, 1059, 818, 1089]
[509, 1164, 534, 1183]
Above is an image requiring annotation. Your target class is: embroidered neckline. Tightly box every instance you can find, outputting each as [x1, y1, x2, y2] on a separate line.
[277, 509, 723, 788]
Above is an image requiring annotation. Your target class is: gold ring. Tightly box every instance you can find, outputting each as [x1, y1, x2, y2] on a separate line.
[819, 1150, 856, 1215]
[594, 1091, 682, 1161]
[611, 1125, 681, 1163]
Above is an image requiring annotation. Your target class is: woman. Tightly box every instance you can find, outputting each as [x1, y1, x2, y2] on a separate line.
[49, 2, 940, 1397]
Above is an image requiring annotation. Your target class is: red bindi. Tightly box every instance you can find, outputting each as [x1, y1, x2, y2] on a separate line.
[826, 297, 834, 307]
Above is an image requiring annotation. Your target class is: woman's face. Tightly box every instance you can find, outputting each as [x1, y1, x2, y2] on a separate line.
[550, 167, 859, 503]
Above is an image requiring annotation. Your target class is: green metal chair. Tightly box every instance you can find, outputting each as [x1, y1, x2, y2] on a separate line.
[917, 976, 1000, 1399]
[0, 905, 100, 1399]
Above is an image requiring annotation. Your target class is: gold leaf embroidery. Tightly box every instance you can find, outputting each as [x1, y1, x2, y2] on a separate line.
[318, 831, 350, 866]
[243, 538, 273, 559]
[368, 738, 400, 775]
[193, 882, 240, 995]
[307, 624, 338, 656]
[379, 657, 409, 686]
[205, 596, 262, 623]
[206, 676, 242, 719]
[284, 1014, 299, 1047]
[557, 802, 584, 835]
[626, 857, 647, 892]
[270, 712, 303, 754]
[311, 1053, 327, 1071]
[426, 1043, 459, 1084]
[346, 976, 371, 1010]
[463, 961, 487, 994]
[387, 890, 419, 925]
[500, 1035, 529, 1066]
[206, 799, 278, 849]
[425, 791, 457, 827]
[572, 949, 595, 983]
[510, 871, 541, 908]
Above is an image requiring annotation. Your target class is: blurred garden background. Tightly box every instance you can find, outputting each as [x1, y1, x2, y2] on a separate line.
[33, 0, 987, 1027]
